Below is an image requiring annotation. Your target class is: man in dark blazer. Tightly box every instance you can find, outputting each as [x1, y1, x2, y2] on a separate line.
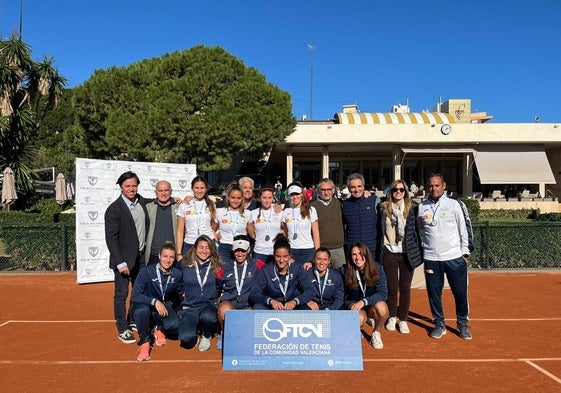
[105, 171, 149, 344]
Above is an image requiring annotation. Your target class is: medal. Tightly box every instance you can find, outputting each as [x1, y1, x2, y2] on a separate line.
[430, 220, 437, 226]
[265, 234, 270, 241]
[236, 295, 242, 302]
[293, 233, 298, 240]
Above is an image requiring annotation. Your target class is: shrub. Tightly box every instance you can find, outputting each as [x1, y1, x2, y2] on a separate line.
[461, 198, 480, 221]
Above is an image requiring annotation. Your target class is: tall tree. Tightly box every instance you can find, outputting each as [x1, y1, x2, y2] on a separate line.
[0, 33, 66, 193]
[71, 45, 295, 171]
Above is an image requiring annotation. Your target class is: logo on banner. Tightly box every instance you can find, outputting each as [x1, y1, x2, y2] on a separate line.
[84, 161, 91, 168]
[179, 180, 187, 189]
[127, 164, 133, 170]
[88, 247, 99, 257]
[88, 176, 98, 186]
[105, 162, 113, 170]
[147, 165, 153, 172]
[150, 178, 159, 188]
[88, 211, 99, 221]
[262, 317, 324, 342]
[84, 196, 91, 203]
[166, 166, 171, 172]
[84, 232, 91, 239]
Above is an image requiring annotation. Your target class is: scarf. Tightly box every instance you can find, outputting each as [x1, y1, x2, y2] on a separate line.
[390, 202, 406, 240]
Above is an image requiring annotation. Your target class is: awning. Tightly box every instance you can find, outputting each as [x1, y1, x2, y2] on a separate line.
[335, 112, 456, 125]
[473, 147, 556, 184]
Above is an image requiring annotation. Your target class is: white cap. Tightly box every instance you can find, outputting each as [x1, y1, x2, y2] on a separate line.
[288, 185, 302, 195]
[232, 238, 250, 251]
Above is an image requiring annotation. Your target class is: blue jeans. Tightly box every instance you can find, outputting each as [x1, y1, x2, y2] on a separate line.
[178, 302, 218, 349]
[131, 302, 179, 344]
[291, 248, 315, 266]
[424, 257, 469, 327]
[218, 243, 234, 264]
[253, 252, 274, 264]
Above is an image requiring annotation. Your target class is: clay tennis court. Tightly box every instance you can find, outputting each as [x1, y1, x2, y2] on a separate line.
[1, 271, 560, 392]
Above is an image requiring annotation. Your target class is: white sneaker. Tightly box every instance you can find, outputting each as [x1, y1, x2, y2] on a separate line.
[370, 331, 383, 349]
[399, 321, 410, 334]
[366, 318, 375, 328]
[385, 317, 397, 331]
[198, 336, 211, 352]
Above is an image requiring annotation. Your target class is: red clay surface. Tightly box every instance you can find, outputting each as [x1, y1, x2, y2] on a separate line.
[1, 271, 560, 393]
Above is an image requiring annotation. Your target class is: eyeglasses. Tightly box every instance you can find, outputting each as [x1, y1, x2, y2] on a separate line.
[392, 187, 406, 193]
[319, 188, 333, 192]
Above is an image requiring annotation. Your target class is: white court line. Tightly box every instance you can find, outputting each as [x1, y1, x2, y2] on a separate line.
[525, 360, 561, 384]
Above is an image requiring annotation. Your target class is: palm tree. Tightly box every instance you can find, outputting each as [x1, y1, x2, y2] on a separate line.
[0, 33, 66, 194]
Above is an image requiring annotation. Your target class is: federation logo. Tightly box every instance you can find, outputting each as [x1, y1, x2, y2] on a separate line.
[88, 211, 99, 221]
[150, 178, 159, 188]
[179, 180, 187, 189]
[262, 317, 324, 342]
[88, 247, 99, 257]
[88, 176, 98, 186]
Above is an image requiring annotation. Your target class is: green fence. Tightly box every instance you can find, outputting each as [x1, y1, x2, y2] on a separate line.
[0, 222, 560, 271]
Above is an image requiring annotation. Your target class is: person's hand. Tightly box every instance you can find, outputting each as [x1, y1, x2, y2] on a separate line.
[270, 299, 284, 310]
[183, 195, 193, 204]
[307, 301, 319, 310]
[155, 300, 168, 317]
[284, 299, 297, 310]
[118, 266, 130, 276]
[364, 190, 372, 198]
[302, 262, 313, 271]
[215, 232, 222, 241]
[173, 196, 183, 205]
[273, 204, 283, 214]
[350, 300, 364, 311]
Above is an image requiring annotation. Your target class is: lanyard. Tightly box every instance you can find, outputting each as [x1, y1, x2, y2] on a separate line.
[155, 264, 171, 301]
[194, 199, 206, 235]
[314, 268, 329, 301]
[356, 270, 366, 297]
[234, 261, 248, 297]
[274, 266, 290, 301]
[194, 261, 211, 295]
[291, 208, 299, 240]
[261, 208, 272, 240]
[228, 209, 240, 236]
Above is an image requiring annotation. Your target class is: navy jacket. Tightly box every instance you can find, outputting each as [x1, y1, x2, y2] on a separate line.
[218, 259, 265, 308]
[131, 263, 184, 306]
[311, 267, 345, 310]
[342, 195, 379, 256]
[340, 263, 388, 306]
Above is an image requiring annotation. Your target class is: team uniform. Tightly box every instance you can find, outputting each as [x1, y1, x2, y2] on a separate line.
[177, 261, 221, 349]
[250, 207, 283, 263]
[218, 259, 265, 309]
[282, 206, 318, 265]
[176, 199, 214, 250]
[131, 263, 184, 344]
[250, 262, 316, 309]
[311, 267, 345, 310]
[340, 263, 388, 309]
[215, 207, 250, 262]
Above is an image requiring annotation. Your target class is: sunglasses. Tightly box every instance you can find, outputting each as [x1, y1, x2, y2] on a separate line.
[392, 187, 406, 193]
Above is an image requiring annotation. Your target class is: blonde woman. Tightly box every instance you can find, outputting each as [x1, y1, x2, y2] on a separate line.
[379, 179, 414, 334]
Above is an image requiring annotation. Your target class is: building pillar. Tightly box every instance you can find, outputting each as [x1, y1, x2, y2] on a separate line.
[393, 146, 402, 182]
[463, 153, 473, 195]
[286, 147, 293, 185]
[321, 145, 329, 179]
[538, 183, 545, 198]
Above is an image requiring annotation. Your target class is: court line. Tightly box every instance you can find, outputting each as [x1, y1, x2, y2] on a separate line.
[525, 360, 561, 384]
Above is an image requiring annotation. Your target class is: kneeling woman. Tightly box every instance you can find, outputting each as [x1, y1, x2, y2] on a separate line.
[342, 242, 389, 350]
[250, 235, 316, 310]
[216, 235, 265, 349]
[131, 242, 184, 361]
[178, 235, 223, 352]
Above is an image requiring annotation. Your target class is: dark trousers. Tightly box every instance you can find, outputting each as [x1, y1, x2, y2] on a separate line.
[131, 302, 179, 344]
[113, 255, 144, 333]
[424, 257, 469, 327]
[382, 248, 414, 321]
[178, 302, 218, 349]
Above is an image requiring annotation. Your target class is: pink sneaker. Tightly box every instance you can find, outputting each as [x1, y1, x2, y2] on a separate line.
[153, 328, 167, 346]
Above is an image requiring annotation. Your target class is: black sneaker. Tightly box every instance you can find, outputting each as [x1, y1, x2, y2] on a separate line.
[458, 325, 472, 340]
[429, 325, 447, 339]
[129, 323, 138, 332]
[118, 329, 136, 344]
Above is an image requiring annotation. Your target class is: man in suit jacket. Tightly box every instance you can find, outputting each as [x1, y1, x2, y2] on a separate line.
[145, 180, 178, 265]
[105, 171, 149, 344]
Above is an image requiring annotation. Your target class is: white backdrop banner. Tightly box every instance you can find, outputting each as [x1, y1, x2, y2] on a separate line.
[75, 158, 197, 284]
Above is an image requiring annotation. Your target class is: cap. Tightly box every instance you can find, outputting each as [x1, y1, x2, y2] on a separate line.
[232, 238, 250, 251]
[288, 185, 302, 195]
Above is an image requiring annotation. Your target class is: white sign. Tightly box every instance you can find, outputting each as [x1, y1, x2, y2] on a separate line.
[75, 158, 197, 284]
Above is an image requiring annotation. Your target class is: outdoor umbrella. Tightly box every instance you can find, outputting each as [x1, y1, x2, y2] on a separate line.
[55, 172, 68, 208]
[1, 167, 17, 211]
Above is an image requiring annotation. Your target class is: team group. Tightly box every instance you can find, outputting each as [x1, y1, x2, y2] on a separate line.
[104, 171, 473, 362]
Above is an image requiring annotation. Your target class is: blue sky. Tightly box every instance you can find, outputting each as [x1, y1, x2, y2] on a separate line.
[1, 0, 560, 123]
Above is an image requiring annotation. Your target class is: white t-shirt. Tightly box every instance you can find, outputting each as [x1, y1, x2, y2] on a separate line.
[250, 207, 283, 255]
[176, 199, 214, 244]
[215, 207, 250, 245]
[282, 206, 318, 249]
